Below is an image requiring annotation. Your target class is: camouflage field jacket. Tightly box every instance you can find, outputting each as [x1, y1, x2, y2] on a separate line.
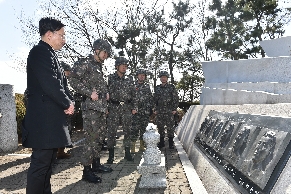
[108, 72, 137, 111]
[154, 83, 179, 113]
[69, 55, 108, 113]
[134, 81, 154, 115]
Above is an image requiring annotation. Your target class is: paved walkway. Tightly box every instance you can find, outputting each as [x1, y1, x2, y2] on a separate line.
[0, 130, 197, 194]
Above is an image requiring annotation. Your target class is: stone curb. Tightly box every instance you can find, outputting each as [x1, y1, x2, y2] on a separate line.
[174, 136, 208, 194]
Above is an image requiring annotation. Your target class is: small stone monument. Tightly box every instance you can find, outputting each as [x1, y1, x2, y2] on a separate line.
[137, 123, 167, 188]
[0, 84, 18, 153]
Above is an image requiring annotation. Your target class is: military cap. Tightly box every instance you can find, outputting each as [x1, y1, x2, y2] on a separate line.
[136, 68, 147, 76]
[60, 62, 71, 71]
[115, 57, 129, 66]
[158, 71, 169, 78]
[93, 39, 112, 57]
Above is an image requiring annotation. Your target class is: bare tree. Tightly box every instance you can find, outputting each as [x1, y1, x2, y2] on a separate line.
[14, 0, 120, 73]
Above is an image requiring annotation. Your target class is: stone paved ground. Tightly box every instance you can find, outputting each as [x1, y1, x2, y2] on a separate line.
[0, 129, 193, 194]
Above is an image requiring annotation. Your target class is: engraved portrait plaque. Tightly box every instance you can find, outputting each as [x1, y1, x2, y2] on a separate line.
[194, 110, 291, 194]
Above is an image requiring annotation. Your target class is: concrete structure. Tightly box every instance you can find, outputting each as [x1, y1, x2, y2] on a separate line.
[200, 36, 291, 105]
[259, 36, 291, 57]
[0, 84, 18, 153]
[177, 37, 291, 193]
[176, 104, 291, 194]
[200, 57, 291, 105]
[137, 123, 167, 188]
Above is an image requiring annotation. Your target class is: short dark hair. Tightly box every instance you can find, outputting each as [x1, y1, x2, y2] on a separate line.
[39, 17, 65, 36]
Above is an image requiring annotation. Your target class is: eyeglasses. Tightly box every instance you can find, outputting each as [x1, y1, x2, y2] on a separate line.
[53, 32, 66, 40]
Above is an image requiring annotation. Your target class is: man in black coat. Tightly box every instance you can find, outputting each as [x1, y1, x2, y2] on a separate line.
[22, 17, 74, 194]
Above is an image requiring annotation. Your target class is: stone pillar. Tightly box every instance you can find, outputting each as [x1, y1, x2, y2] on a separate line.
[0, 84, 18, 153]
[137, 123, 167, 188]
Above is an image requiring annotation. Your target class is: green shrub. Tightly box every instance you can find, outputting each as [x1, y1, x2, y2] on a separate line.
[178, 101, 200, 111]
[15, 93, 26, 141]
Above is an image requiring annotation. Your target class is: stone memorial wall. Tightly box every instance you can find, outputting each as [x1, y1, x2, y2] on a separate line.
[176, 104, 291, 194]
[175, 37, 291, 193]
[195, 110, 291, 193]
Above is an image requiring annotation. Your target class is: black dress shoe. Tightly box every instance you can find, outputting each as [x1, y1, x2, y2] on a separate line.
[66, 144, 74, 148]
[101, 144, 107, 151]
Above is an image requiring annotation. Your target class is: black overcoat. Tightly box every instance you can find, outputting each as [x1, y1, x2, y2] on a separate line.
[22, 40, 72, 149]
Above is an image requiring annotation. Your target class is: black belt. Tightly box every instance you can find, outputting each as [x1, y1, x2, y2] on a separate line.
[110, 99, 132, 105]
[98, 93, 107, 99]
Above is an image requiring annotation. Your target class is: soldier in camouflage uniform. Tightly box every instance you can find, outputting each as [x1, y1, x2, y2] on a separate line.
[131, 69, 153, 153]
[106, 57, 137, 163]
[55, 62, 73, 159]
[61, 62, 83, 135]
[69, 39, 113, 184]
[60, 62, 74, 135]
[154, 71, 179, 149]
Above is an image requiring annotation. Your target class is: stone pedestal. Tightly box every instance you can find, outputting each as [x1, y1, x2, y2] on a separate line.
[137, 123, 167, 188]
[138, 155, 167, 188]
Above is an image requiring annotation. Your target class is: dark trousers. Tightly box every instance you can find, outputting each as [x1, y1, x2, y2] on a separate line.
[26, 148, 58, 194]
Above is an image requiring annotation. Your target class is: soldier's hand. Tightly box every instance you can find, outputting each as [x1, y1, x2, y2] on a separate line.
[132, 109, 137, 114]
[64, 104, 74, 115]
[154, 111, 157, 115]
[91, 91, 98, 101]
[106, 93, 109, 101]
[172, 111, 177, 115]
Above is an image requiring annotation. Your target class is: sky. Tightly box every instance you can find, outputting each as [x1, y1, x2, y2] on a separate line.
[0, 0, 39, 93]
[0, 0, 291, 94]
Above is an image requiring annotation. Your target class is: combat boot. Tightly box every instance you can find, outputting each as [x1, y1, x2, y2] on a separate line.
[82, 165, 102, 183]
[168, 137, 175, 149]
[139, 140, 145, 151]
[92, 158, 113, 173]
[131, 141, 136, 153]
[157, 136, 165, 149]
[57, 147, 71, 159]
[124, 147, 134, 161]
[106, 148, 115, 164]
[101, 139, 107, 151]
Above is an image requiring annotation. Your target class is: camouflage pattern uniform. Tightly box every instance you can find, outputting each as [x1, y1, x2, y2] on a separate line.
[60, 62, 74, 136]
[131, 72, 154, 142]
[107, 72, 137, 149]
[69, 55, 108, 166]
[72, 92, 83, 130]
[154, 71, 179, 148]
